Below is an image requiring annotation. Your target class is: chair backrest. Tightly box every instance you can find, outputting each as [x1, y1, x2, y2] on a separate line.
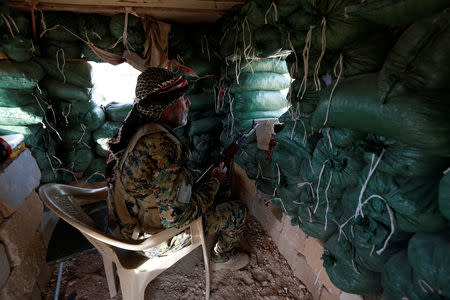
[39, 183, 191, 252]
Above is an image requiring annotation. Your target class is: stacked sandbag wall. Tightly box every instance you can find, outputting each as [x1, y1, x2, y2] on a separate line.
[215, 0, 450, 298]
[169, 24, 225, 170]
[222, 58, 291, 195]
[0, 10, 138, 184]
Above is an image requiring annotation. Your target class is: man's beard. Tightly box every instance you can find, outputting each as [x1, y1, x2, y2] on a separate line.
[172, 111, 188, 129]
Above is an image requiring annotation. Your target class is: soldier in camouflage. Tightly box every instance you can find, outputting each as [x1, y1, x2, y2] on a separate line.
[106, 67, 249, 270]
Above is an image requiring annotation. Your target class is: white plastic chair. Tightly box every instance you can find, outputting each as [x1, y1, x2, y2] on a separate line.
[39, 183, 211, 300]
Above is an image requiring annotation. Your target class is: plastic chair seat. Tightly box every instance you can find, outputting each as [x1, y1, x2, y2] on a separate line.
[39, 183, 210, 300]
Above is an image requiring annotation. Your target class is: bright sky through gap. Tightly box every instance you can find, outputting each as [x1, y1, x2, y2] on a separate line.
[89, 62, 140, 105]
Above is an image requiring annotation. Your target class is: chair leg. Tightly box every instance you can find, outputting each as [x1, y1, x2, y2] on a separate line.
[102, 256, 117, 298]
[199, 222, 211, 300]
[118, 270, 153, 300]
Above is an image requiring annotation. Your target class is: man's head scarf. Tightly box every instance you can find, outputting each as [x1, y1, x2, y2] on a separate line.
[106, 67, 189, 182]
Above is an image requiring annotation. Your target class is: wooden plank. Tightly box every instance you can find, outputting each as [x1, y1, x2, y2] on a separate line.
[9, 0, 241, 23]
[9, 0, 243, 10]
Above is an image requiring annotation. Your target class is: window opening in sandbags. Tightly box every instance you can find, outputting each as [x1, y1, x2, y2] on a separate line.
[89, 61, 140, 105]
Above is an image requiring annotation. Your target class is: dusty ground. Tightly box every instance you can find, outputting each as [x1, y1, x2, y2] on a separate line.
[42, 215, 312, 300]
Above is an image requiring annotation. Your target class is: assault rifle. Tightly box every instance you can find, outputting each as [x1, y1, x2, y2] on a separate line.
[195, 121, 259, 185]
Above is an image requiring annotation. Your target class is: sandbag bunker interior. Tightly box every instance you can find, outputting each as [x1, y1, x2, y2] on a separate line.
[0, 0, 449, 299]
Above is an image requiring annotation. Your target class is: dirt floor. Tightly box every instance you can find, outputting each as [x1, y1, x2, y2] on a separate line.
[42, 215, 312, 300]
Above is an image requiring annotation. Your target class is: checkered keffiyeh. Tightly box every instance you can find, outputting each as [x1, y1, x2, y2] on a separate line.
[134, 67, 189, 120]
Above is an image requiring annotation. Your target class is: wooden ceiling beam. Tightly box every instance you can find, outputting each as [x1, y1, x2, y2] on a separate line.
[9, 0, 244, 23]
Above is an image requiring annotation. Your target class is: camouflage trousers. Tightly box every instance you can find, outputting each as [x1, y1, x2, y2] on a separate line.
[141, 201, 247, 261]
[204, 201, 248, 262]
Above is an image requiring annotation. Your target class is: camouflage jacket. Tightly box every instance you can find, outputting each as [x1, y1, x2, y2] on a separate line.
[113, 122, 220, 239]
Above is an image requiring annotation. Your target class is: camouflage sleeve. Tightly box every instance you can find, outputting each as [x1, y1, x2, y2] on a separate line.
[122, 131, 220, 229]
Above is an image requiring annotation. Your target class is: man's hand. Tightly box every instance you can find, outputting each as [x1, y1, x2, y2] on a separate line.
[210, 162, 227, 184]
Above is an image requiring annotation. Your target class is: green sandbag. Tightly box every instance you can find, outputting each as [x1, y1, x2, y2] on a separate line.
[346, 170, 447, 233]
[39, 12, 79, 42]
[239, 58, 288, 74]
[93, 121, 121, 144]
[60, 99, 96, 117]
[380, 15, 450, 100]
[109, 14, 144, 54]
[188, 115, 221, 136]
[310, 137, 364, 188]
[289, 79, 323, 113]
[282, 30, 307, 50]
[342, 214, 407, 272]
[322, 234, 382, 295]
[0, 61, 45, 89]
[1, 35, 35, 62]
[84, 157, 106, 183]
[328, 127, 365, 148]
[360, 135, 449, 177]
[61, 127, 92, 151]
[345, 0, 450, 26]
[253, 24, 283, 58]
[77, 14, 110, 41]
[232, 91, 288, 112]
[0, 125, 32, 136]
[231, 72, 290, 92]
[378, 13, 450, 104]
[286, 10, 318, 31]
[35, 57, 93, 88]
[180, 55, 220, 77]
[104, 102, 132, 122]
[276, 0, 302, 17]
[64, 149, 94, 173]
[41, 39, 82, 59]
[232, 108, 288, 120]
[340, 31, 395, 77]
[274, 112, 316, 159]
[311, 73, 450, 156]
[256, 177, 275, 195]
[286, 50, 334, 80]
[311, 0, 380, 51]
[295, 188, 343, 241]
[0, 105, 42, 125]
[0, 87, 36, 107]
[270, 143, 303, 177]
[76, 106, 105, 132]
[40, 78, 91, 102]
[188, 92, 215, 112]
[9, 12, 31, 37]
[381, 251, 443, 300]
[438, 172, 450, 221]
[408, 232, 450, 297]
[82, 36, 124, 63]
[241, 1, 270, 28]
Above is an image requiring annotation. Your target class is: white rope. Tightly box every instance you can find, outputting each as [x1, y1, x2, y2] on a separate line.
[264, 1, 278, 24]
[417, 279, 435, 294]
[299, 26, 315, 99]
[55, 48, 66, 84]
[313, 17, 327, 91]
[356, 149, 385, 218]
[323, 54, 343, 126]
[314, 160, 328, 213]
[323, 172, 333, 231]
[326, 128, 333, 150]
